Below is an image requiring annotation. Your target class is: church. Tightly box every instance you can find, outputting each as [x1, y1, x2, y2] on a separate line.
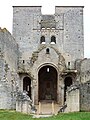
[0, 6, 90, 114]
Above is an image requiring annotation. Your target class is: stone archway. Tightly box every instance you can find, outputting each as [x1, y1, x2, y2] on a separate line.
[38, 65, 58, 101]
[64, 76, 73, 102]
[23, 77, 31, 98]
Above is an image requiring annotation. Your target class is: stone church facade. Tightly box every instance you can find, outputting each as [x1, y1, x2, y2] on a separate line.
[0, 6, 90, 113]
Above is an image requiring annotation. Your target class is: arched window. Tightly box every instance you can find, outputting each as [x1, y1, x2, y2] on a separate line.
[64, 77, 72, 102]
[51, 36, 56, 44]
[23, 77, 31, 98]
[40, 36, 45, 44]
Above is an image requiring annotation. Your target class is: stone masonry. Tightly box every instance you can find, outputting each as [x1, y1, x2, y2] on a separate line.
[0, 6, 90, 113]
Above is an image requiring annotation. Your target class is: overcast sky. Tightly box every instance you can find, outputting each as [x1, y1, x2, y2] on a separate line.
[0, 0, 90, 58]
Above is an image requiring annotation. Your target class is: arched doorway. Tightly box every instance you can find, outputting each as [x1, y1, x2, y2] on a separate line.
[38, 65, 57, 101]
[64, 76, 72, 102]
[23, 77, 31, 98]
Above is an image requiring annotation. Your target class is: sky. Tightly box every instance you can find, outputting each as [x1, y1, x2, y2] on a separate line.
[0, 0, 90, 58]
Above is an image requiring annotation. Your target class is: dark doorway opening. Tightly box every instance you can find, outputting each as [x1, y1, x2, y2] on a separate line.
[38, 65, 57, 101]
[64, 77, 72, 102]
[23, 77, 31, 98]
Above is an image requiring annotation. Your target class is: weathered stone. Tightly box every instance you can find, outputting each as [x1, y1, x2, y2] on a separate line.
[16, 91, 32, 114]
[0, 6, 90, 113]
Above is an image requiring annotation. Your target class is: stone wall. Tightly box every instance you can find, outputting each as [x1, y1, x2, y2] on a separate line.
[0, 28, 18, 72]
[65, 84, 80, 112]
[55, 6, 84, 68]
[80, 81, 90, 111]
[16, 91, 33, 114]
[80, 59, 90, 83]
[13, 6, 84, 70]
[0, 28, 19, 109]
[0, 81, 12, 109]
[79, 59, 90, 111]
[0, 6, 85, 111]
[13, 6, 42, 60]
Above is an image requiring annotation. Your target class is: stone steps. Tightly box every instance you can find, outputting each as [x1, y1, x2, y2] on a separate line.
[35, 101, 60, 115]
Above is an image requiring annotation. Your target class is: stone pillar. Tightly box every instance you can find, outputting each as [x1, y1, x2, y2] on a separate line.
[61, 84, 65, 105]
[65, 85, 80, 112]
[34, 85, 38, 104]
[16, 100, 22, 112]
[16, 100, 31, 114]
[52, 101, 55, 114]
[16, 91, 32, 114]
[58, 75, 64, 105]
[32, 79, 38, 105]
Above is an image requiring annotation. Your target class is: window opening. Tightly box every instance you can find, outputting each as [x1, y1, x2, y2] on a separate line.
[64, 77, 72, 102]
[40, 36, 45, 44]
[46, 48, 49, 54]
[51, 36, 56, 44]
[23, 60, 25, 64]
[68, 62, 70, 69]
[47, 68, 50, 72]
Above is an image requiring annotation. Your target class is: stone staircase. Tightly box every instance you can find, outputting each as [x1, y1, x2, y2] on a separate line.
[35, 100, 60, 115]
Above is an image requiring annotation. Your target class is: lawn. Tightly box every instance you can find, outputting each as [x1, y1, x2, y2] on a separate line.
[0, 110, 90, 120]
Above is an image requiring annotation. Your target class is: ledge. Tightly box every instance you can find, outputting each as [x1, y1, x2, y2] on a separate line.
[61, 69, 78, 75]
[13, 6, 42, 7]
[55, 6, 84, 8]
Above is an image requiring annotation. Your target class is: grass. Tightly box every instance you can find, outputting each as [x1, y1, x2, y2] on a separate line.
[0, 110, 90, 120]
